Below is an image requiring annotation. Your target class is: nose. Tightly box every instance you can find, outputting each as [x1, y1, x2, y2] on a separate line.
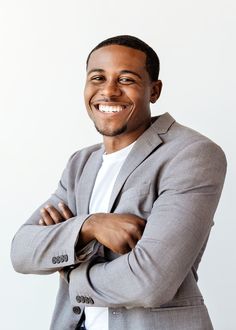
[100, 80, 122, 98]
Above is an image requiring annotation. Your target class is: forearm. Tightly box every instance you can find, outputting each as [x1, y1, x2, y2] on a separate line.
[75, 215, 95, 250]
[11, 150, 103, 275]
[11, 213, 91, 275]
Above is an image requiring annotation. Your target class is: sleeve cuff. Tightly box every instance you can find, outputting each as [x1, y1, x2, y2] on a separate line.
[76, 240, 102, 262]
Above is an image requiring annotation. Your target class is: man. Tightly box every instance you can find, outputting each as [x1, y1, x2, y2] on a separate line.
[11, 35, 227, 330]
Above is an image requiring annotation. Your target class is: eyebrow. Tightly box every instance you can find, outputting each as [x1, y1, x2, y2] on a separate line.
[120, 70, 142, 79]
[87, 68, 142, 80]
[87, 68, 104, 75]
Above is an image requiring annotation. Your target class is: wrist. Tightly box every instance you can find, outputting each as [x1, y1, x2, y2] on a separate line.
[83, 215, 95, 241]
[77, 215, 96, 249]
[88, 213, 107, 240]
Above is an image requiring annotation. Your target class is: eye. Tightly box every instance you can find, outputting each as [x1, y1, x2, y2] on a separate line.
[90, 75, 105, 83]
[119, 77, 135, 84]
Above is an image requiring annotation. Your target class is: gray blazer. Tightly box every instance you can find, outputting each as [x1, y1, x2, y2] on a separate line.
[11, 113, 227, 330]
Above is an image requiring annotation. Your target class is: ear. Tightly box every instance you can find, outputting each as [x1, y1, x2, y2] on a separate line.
[150, 80, 162, 104]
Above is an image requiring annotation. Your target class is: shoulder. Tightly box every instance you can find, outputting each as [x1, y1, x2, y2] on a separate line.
[170, 121, 226, 164]
[63, 143, 103, 177]
[153, 113, 226, 166]
[69, 143, 103, 163]
[147, 114, 227, 189]
[156, 118, 227, 188]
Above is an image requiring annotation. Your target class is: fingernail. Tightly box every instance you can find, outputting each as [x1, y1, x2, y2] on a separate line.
[58, 202, 64, 208]
[45, 204, 50, 209]
[40, 208, 45, 213]
[39, 219, 43, 225]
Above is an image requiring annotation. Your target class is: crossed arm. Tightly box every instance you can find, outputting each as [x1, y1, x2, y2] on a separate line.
[11, 140, 227, 308]
[39, 203, 146, 255]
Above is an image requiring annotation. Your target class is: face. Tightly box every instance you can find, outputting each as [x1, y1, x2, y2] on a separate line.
[84, 45, 162, 140]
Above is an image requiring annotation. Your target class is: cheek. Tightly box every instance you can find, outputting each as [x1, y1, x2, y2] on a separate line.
[128, 87, 151, 104]
[84, 85, 96, 104]
[133, 94, 150, 109]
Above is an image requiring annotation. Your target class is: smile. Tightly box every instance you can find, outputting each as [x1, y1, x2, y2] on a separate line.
[95, 104, 127, 113]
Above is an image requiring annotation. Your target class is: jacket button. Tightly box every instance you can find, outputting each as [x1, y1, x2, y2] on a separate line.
[80, 296, 85, 303]
[76, 296, 81, 303]
[64, 254, 68, 262]
[52, 257, 57, 264]
[88, 297, 94, 304]
[85, 297, 90, 304]
[73, 306, 81, 314]
[56, 256, 61, 263]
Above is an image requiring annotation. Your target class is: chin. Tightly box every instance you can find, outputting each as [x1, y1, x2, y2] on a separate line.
[95, 124, 128, 137]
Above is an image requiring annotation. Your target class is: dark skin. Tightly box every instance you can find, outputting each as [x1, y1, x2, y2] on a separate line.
[39, 45, 162, 255]
[39, 204, 145, 255]
[84, 45, 162, 152]
[39, 203, 73, 225]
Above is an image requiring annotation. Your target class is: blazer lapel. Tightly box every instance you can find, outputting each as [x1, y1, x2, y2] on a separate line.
[77, 146, 104, 214]
[108, 112, 175, 212]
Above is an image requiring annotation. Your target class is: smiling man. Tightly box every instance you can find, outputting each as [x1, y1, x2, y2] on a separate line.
[11, 35, 226, 330]
[84, 44, 161, 147]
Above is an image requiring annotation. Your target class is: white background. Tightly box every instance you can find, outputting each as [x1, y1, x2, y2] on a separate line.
[0, 1, 235, 329]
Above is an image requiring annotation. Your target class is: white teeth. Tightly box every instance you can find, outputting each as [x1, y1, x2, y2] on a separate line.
[98, 104, 124, 113]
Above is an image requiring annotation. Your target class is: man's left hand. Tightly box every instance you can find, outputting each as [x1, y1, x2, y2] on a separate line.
[38, 203, 74, 278]
[39, 203, 74, 226]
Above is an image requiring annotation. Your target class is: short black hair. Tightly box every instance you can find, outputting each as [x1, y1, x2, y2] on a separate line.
[86, 35, 160, 81]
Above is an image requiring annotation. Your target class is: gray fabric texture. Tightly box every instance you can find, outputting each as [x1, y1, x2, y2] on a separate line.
[11, 113, 227, 330]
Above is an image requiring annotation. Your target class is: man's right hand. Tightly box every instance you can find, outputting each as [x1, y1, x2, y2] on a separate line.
[78, 213, 146, 255]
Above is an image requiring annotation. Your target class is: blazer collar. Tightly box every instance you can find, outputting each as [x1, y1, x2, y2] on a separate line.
[76, 147, 103, 214]
[77, 112, 175, 214]
[108, 112, 175, 211]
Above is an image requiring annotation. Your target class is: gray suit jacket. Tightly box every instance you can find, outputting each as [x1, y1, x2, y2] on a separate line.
[11, 113, 227, 330]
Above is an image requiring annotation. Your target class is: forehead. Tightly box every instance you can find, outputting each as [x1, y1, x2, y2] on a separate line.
[87, 45, 147, 73]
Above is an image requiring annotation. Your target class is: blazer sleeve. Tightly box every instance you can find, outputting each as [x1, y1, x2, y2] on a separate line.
[10, 153, 91, 275]
[68, 140, 227, 308]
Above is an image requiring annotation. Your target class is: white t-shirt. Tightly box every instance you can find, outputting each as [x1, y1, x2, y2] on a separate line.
[85, 142, 135, 330]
